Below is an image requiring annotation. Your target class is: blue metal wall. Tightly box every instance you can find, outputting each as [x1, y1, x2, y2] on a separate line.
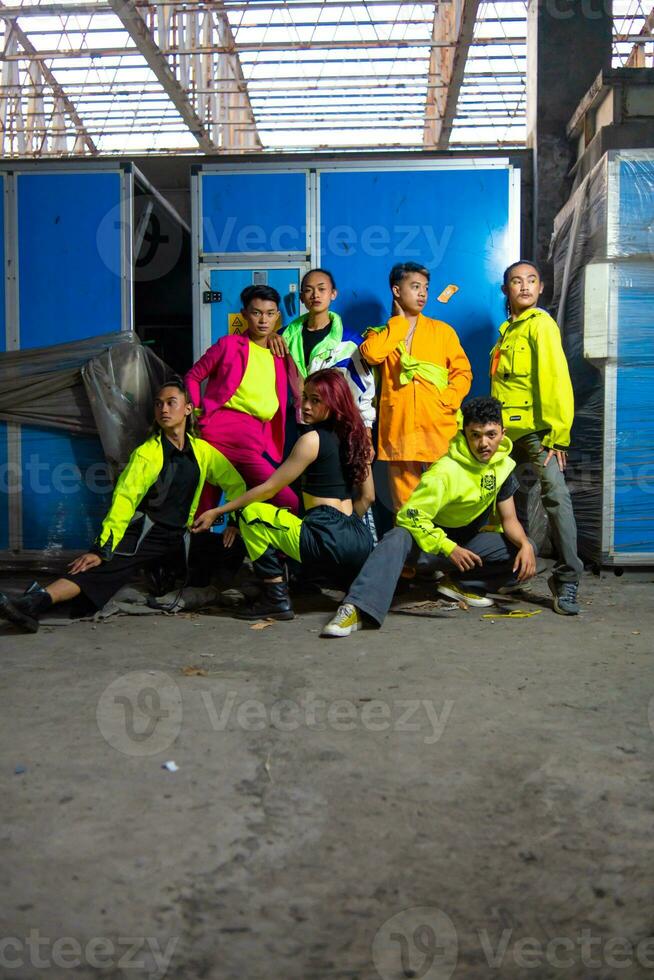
[196, 164, 514, 398]
[201, 172, 308, 255]
[1, 168, 127, 556]
[319, 167, 511, 394]
[17, 172, 123, 349]
[612, 262, 654, 555]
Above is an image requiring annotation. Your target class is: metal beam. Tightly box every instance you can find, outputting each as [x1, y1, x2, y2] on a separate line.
[424, 0, 481, 149]
[626, 6, 654, 67]
[0, 0, 493, 13]
[106, 0, 217, 151]
[0, 36, 526, 59]
[0, 4, 98, 153]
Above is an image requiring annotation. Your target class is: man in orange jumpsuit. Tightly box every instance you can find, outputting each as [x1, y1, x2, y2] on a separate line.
[360, 262, 472, 511]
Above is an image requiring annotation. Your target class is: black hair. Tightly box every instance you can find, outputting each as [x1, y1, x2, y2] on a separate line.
[151, 377, 198, 437]
[502, 260, 542, 317]
[389, 262, 430, 290]
[461, 396, 504, 429]
[301, 268, 336, 291]
[502, 259, 542, 288]
[240, 284, 281, 308]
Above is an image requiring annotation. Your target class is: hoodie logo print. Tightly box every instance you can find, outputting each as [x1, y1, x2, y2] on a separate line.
[480, 474, 496, 494]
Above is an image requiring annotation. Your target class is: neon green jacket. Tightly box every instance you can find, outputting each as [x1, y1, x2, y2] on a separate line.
[95, 432, 246, 558]
[490, 307, 574, 449]
[396, 431, 515, 556]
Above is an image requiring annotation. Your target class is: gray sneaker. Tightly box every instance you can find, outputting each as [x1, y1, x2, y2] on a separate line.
[548, 576, 580, 616]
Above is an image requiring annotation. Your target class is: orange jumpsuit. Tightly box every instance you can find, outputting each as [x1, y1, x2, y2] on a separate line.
[360, 313, 472, 510]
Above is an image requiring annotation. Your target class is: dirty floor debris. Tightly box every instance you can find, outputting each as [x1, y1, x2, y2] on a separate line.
[1, 570, 653, 980]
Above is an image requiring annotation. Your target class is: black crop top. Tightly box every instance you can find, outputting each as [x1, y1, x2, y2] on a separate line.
[301, 426, 353, 500]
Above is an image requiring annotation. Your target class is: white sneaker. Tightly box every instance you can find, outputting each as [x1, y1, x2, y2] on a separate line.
[321, 603, 363, 637]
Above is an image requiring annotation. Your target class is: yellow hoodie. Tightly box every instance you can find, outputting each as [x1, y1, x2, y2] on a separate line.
[396, 430, 516, 556]
[490, 307, 574, 450]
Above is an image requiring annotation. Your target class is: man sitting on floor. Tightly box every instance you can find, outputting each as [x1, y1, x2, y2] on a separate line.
[0, 379, 246, 634]
[321, 396, 537, 637]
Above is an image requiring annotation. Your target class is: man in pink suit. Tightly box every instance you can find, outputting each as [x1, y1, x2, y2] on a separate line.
[185, 285, 300, 513]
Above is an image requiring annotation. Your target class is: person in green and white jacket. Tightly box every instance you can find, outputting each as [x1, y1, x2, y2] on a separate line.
[273, 269, 376, 436]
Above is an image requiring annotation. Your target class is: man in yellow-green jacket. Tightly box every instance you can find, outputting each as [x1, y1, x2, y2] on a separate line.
[490, 261, 583, 616]
[0, 379, 246, 634]
[321, 396, 537, 637]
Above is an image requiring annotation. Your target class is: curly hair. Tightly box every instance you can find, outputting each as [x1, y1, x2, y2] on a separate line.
[305, 368, 370, 487]
[461, 396, 503, 429]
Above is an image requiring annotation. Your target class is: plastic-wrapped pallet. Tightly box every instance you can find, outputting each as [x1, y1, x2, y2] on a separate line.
[550, 149, 654, 567]
[0, 332, 170, 563]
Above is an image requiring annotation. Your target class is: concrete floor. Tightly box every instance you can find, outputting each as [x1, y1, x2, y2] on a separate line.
[1, 569, 654, 980]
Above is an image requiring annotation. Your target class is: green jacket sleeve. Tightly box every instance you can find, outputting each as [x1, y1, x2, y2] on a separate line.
[396, 472, 457, 556]
[94, 449, 153, 558]
[534, 315, 574, 449]
[204, 447, 247, 501]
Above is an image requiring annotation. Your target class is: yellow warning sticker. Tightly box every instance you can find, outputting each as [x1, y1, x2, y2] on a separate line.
[437, 284, 459, 304]
[228, 312, 282, 334]
[228, 313, 246, 334]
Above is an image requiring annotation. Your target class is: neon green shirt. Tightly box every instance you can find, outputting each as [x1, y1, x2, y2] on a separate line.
[225, 341, 279, 421]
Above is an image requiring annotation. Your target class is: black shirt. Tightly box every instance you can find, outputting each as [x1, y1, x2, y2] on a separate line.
[301, 426, 353, 500]
[302, 323, 332, 370]
[142, 435, 200, 527]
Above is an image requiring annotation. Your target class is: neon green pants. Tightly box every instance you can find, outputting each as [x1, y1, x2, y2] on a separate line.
[238, 502, 302, 563]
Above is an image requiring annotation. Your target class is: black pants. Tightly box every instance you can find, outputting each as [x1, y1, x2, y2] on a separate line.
[64, 523, 187, 610]
[250, 505, 374, 591]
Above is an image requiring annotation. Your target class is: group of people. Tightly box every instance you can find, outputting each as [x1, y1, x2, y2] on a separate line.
[0, 259, 583, 638]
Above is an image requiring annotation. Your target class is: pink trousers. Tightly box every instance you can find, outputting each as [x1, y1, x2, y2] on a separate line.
[198, 408, 299, 515]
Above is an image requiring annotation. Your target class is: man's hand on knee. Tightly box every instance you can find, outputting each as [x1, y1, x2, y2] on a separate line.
[448, 546, 482, 573]
[513, 541, 536, 581]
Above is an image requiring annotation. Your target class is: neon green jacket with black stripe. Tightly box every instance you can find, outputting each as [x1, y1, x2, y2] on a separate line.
[94, 432, 246, 558]
[490, 307, 574, 450]
[396, 430, 516, 556]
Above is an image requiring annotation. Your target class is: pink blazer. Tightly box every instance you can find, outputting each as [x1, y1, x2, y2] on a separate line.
[185, 334, 299, 461]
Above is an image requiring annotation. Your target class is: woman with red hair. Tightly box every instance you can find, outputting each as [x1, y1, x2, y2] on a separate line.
[192, 368, 375, 620]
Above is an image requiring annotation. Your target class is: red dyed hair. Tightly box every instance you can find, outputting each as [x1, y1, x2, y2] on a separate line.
[305, 368, 370, 487]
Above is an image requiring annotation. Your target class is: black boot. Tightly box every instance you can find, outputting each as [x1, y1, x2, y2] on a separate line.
[0, 581, 53, 633]
[235, 580, 294, 621]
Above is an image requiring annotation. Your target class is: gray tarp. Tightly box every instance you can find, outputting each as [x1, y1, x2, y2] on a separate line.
[0, 331, 170, 472]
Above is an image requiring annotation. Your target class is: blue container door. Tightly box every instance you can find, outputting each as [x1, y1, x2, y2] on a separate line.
[206, 268, 302, 345]
[12, 170, 127, 552]
[318, 166, 513, 395]
[17, 171, 124, 348]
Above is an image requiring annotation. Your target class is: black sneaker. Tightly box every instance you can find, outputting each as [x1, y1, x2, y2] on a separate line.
[548, 576, 580, 616]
